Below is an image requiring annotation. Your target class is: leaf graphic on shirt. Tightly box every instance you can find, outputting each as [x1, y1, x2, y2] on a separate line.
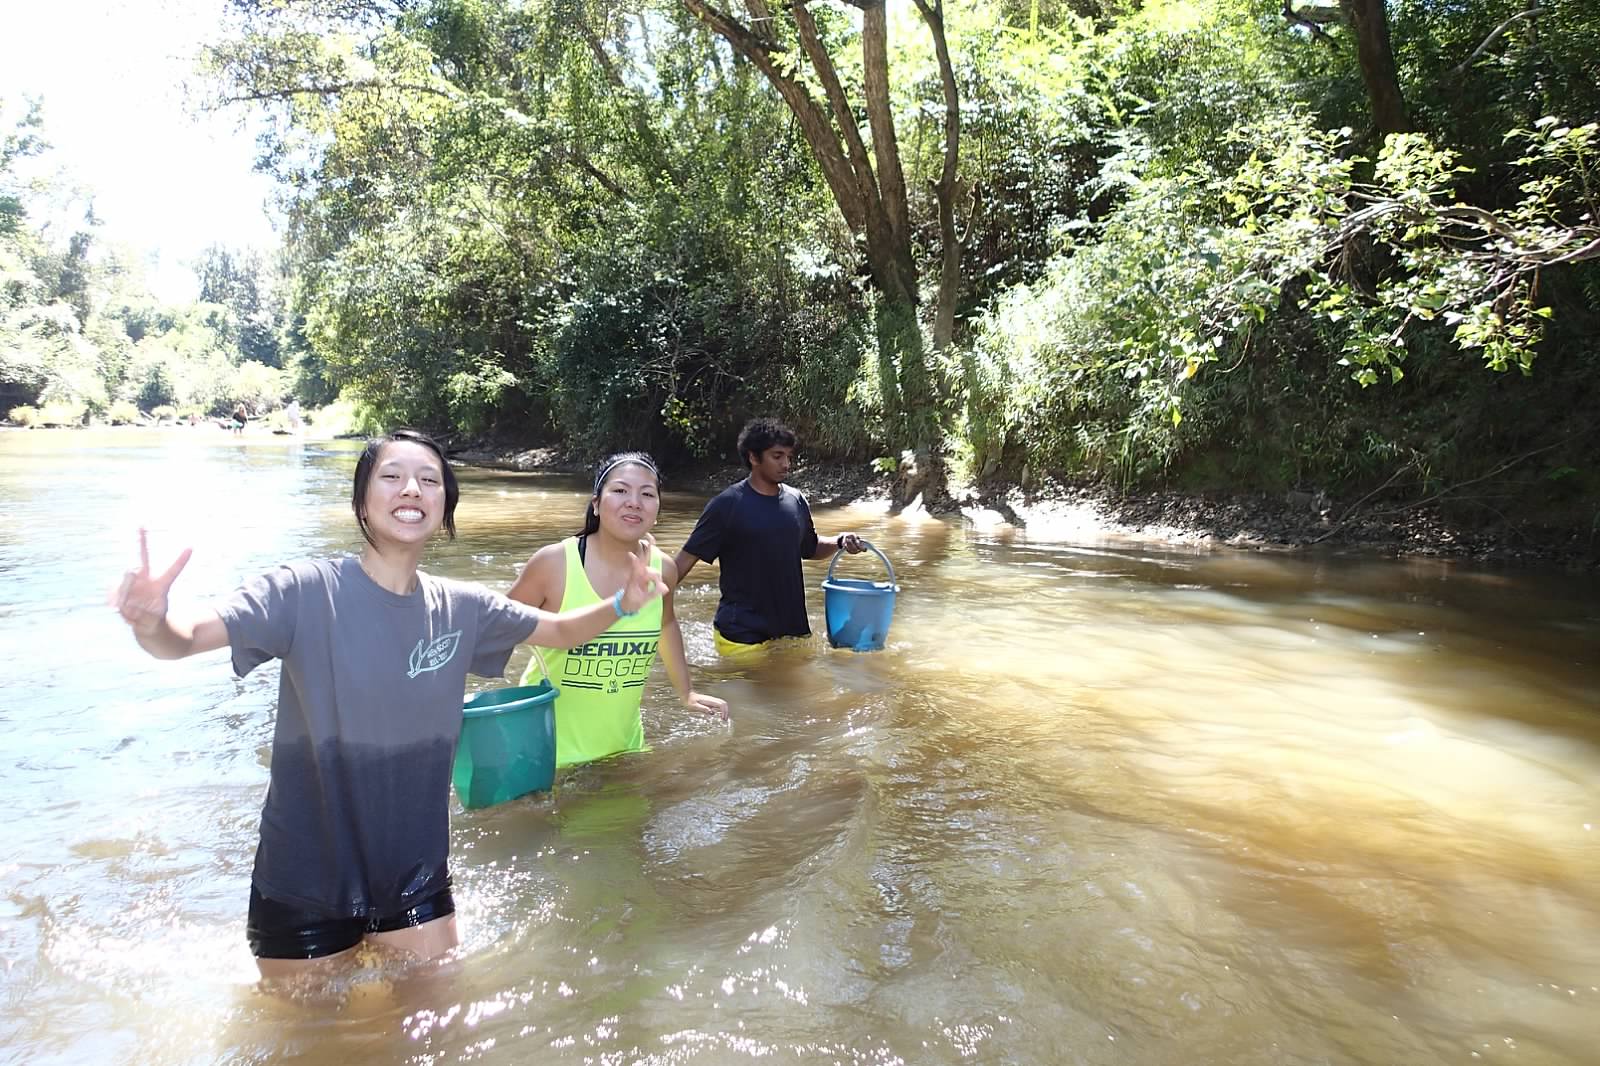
[407, 630, 462, 678]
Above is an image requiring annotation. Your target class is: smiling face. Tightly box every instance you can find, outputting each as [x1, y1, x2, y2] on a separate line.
[592, 462, 660, 540]
[358, 440, 449, 549]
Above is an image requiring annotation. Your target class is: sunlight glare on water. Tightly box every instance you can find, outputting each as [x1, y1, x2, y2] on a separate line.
[0, 428, 1596, 1065]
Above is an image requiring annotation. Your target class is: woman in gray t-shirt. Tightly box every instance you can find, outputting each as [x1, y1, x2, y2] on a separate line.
[112, 429, 663, 981]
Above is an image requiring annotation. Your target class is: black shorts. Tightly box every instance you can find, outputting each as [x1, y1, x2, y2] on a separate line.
[246, 882, 456, 960]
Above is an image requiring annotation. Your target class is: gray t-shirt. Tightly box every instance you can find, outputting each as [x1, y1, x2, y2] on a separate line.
[217, 557, 541, 919]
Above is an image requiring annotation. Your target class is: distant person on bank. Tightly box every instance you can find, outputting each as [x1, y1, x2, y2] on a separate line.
[508, 452, 728, 768]
[673, 418, 865, 656]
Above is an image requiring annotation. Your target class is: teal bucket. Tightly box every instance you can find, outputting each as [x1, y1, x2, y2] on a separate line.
[822, 540, 899, 651]
[452, 682, 557, 809]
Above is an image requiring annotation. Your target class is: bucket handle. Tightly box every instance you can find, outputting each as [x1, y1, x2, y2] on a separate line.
[826, 538, 896, 586]
[527, 645, 551, 684]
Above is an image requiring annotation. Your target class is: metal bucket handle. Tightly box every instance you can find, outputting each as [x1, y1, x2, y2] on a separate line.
[826, 538, 896, 586]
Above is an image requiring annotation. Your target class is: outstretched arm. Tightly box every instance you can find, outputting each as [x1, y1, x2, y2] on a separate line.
[111, 529, 229, 659]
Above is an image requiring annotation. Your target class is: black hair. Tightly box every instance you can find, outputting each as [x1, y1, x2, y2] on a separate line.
[352, 428, 459, 547]
[578, 451, 660, 536]
[736, 417, 798, 469]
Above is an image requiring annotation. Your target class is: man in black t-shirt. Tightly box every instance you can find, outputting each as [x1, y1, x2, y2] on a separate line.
[674, 417, 864, 649]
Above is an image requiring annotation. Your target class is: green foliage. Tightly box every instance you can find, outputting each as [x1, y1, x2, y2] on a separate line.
[1387, 0, 1600, 178]
[899, 6, 1100, 301]
[113, 304, 282, 416]
[308, 394, 383, 438]
[105, 401, 141, 425]
[0, 99, 46, 240]
[35, 400, 86, 427]
[229, 360, 289, 412]
[445, 357, 517, 435]
[968, 101, 1599, 491]
[213, 0, 876, 460]
[756, 305, 880, 461]
[195, 245, 284, 367]
[179, 0, 1595, 533]
[1295, 120, 1598, 384]
[1, 103, 292, 421]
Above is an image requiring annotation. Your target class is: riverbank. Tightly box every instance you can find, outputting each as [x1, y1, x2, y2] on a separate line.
[7, 425, 1586, 564]
[965, 483, 1599, 567]
[452, 443, 1599, 568]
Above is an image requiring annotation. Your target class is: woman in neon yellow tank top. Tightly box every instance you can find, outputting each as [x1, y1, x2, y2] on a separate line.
[507, 452, 728, 767]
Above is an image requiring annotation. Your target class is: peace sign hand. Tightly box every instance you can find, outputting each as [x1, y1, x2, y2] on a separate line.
[111, 528, 193, 637]
[618, 534, 664, 615]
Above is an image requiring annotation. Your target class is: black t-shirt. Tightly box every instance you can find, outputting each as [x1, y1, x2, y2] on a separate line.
[682, 479, 820, 643]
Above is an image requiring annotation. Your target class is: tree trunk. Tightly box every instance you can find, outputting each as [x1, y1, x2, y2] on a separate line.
[912, 0, 961, 352]
[1339, 0, 1411, 136]
[858, 2, 917, 303]
[576, 3, 683, 186]
[679, 0, 954, 507]
[875, 297, 947, 509]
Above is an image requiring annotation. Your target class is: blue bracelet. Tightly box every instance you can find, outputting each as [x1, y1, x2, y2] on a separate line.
[612, 588, 638, 618]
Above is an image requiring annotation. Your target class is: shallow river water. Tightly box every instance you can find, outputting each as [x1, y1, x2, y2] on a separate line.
[0, 428, 1596, 1065]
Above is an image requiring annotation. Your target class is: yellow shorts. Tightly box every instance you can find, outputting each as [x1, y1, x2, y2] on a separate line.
[713, 628, 768, 659]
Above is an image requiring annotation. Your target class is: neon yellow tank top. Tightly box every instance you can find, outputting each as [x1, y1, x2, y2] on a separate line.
[520, 536, 665, 767]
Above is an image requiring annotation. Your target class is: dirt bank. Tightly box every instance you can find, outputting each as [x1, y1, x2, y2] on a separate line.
[960, 477, 1598, 567]
[451, 444, 891, 506]
[451, 443, 1598, 568]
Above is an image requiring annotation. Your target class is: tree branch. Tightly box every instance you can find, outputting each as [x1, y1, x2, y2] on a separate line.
[913, 0, 962, 349]
[572, 153, 633, 201]
[1313, 441, 1565, 543]
[744, 0, 780, 46]
[1449, 3, 1541, 78]
[1311, 461, 1415, 542]
[1366, 441, 1564, 516]
[221, 75, 635, 203]
[1280, 0, 1340, 47]
[217, 78, 455, 104]
[1539, 234, 1600, 266]
[786, 0, 912, 302]
[575, 4, 683, 186]
[678, 0, 777, 57]
[789, 0, 879, 205]
[679, 0, 868, 232]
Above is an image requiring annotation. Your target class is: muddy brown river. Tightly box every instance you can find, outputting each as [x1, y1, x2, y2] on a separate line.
[0, 428, 1595, 1064]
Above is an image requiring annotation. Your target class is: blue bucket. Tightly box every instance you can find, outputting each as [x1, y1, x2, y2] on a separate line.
[453, 682, 557, 809]
[822, 540, 899, 651]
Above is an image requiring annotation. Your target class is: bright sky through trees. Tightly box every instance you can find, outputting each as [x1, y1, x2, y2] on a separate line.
[0, 0, 279, 302]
